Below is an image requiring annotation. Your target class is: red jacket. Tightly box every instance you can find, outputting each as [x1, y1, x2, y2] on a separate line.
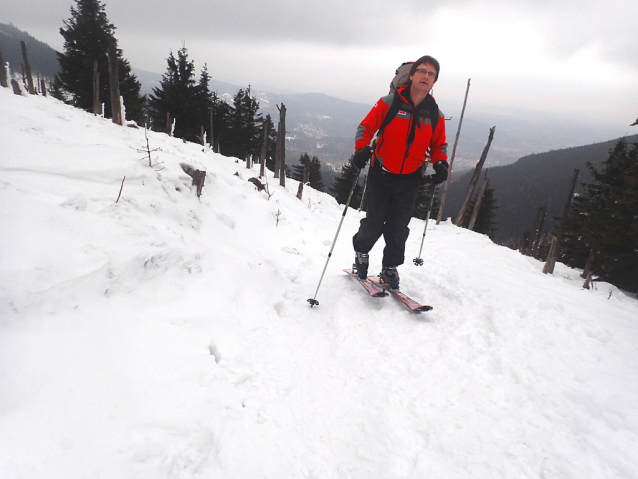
[355, 85, 447, 175]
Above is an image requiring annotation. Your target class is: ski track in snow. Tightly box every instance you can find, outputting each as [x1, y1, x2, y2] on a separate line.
[1, 88, 638, 478]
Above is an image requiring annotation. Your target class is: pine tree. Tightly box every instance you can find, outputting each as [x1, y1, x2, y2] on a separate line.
[330, 159, 363, 208]
[196, 64, 213, 145]
[258, 114, 278, 172]
[54, 0, 144, 122]
[292, 153, 311, 181]
[473, 185, 499, 239]
[148, 47, 204, 142]
[413, 185, 440, 221]
[221, 87, 262, 160]
[563, 138, 638, 292]
[292, 153, 326, 192]
[210, 90, 233, 152]
[458, 184, 498, 239]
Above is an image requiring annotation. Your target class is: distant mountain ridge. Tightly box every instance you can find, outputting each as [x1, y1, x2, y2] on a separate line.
[442, 134, 638, 243]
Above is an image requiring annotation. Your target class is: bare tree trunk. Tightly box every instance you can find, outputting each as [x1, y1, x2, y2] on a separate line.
[0, 49, 7, 88]
[200, 125, 205, 146]
[274, 126, 281, 178]
[180, 163, 206, 198]
[209, 108, 214, 150]
[582, 271, 594, 290]
[165, 112, 172, 135]
[276, 103, 287, 186]
[20, 41, 36, 94]
[92, 60, 102, 115]
[456, 126, 495, 227]
[581, 248, 597, 279]
[297, 162, 310, 200]
[107, 42, 122, 125]
[260, 116, 270, 178]
[437, 78, 471, 224]
[11, 78, 22, 95]
[467, 174, 488, 231]
[530, 205, 546, 256]
[543, 169, 579, 274]
[40, 77, 47, 97]
[543, 236, 558, 274]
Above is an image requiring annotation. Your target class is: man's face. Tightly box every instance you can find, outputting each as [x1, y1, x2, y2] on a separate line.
[410, 62, 437, 94]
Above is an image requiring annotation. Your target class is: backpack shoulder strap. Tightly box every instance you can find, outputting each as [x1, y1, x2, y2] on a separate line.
[378, 92, 402, 138]
[430, 104, 439, 131]
[422, 94, 439, 131]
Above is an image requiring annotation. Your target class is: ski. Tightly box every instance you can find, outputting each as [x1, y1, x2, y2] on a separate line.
[344, 269, 388, 297]
[368, 276, 433, 312]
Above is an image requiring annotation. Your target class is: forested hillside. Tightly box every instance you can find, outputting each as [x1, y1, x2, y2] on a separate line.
[442, 134, 638, 242]
[0, 23, 58, 78]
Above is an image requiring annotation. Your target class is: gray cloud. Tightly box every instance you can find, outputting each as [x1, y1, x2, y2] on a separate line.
[1, 0, 636, 132]
[3, 0, 636, 69]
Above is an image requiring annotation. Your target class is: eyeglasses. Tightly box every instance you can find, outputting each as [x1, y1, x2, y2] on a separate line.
[415, 68, 436, 78]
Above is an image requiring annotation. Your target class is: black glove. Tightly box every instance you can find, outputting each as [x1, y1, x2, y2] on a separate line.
[352, 146, 372, 169]
[429, 160, 449, 185]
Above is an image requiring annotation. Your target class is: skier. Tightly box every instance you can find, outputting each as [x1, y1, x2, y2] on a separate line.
[352, 55, 449, 289]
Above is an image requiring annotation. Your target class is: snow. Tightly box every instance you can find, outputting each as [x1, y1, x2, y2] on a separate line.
[1, 87, 638, 478]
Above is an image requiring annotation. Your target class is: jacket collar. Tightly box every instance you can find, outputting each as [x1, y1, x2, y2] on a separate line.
[397, 84, 434, 111]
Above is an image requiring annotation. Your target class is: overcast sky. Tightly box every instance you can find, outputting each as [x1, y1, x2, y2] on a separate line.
[3, 0, 637, 134]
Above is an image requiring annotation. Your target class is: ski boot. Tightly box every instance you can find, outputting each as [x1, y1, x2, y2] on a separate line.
[380, 266, 400, 290]
[353, 252, 369, 280]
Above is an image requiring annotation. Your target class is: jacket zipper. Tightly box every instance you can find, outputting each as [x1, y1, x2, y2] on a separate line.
[399, 105, 418, 174]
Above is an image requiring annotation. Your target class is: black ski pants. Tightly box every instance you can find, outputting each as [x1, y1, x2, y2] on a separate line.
[353, 165, 422, 267]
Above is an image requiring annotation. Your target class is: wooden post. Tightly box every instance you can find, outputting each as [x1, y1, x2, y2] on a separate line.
[107, 42, 122, 125]
[92, 60, 101, 116]
[0, 49, 7, 88]
[260, 116, 270, 178]
[456, 126, 495, 227]
[437, 78, 471, 224]
[467, 174, 489, 231]
[543, 169, 579, 274]
[20, 41, 36, 95]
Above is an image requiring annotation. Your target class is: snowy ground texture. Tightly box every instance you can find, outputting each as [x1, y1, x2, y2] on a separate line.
[1, 87, 638, 479]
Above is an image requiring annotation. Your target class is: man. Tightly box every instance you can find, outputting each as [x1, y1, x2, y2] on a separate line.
[351, 55, 448, 289]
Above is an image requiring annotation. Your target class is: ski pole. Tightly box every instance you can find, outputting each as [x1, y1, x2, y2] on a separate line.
[308, 168, 361, 307]
[413, 183, 437, 266]
[358, 174, 368, 212]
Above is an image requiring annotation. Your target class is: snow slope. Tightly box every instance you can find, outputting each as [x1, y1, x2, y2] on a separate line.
[1, 87, 637, 479]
